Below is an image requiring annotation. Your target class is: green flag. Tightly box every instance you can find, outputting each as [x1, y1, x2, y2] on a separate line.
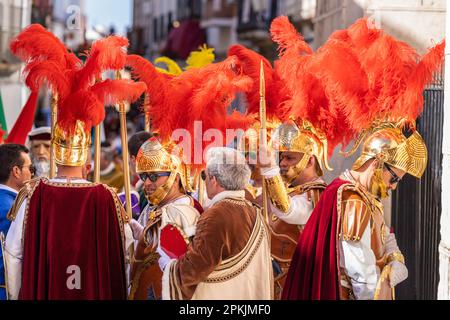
[0, 90, 7, 141]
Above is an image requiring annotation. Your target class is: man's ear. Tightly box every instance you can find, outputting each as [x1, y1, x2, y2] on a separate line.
[211, 175, 220, 188]
[307, 155, 315, 168]
[11, 165, 21, 179]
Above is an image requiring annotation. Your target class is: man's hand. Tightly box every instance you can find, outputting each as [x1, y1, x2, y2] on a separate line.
[385, 232, 408, 288]
[258, 129, 276, 168]
[389, 260, 408, 288]
[157, 246, 172, 271]
[129, 219, 144, 241]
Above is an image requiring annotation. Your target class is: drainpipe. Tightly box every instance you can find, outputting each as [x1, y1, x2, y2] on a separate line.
[438, 4, 450, 301]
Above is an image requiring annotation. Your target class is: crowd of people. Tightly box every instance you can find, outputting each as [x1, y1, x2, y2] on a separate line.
[0, 15, 445, 301]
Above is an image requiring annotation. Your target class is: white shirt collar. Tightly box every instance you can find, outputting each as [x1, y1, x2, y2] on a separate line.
[0, 184, 18, 194]
[50, 178, 90, 184]
[208, 190, 246, 207]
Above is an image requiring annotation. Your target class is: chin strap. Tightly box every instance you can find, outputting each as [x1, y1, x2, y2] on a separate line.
[147, 172, 177, 206]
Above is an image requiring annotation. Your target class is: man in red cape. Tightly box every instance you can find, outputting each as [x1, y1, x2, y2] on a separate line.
[281, 130, 422, 300]
[281, 177, 347, 299]
[277, 15, 444, 300]
[3, 25, 146, 300]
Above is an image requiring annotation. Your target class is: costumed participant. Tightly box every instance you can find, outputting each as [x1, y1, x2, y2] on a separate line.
[227, 45, 286, 205]
[127, 131, 154, 216]
[126, 50, 255, 300]
[229, 18, 340, 299]
[27, 127, 51, 178]
[161, 147, 273, 300]
[281, 17, 445, 300]
[3, 24, 147, 300]
[128, 138, 201, 300]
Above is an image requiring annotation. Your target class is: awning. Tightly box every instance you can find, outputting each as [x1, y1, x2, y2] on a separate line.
[162, 20, 207, 60]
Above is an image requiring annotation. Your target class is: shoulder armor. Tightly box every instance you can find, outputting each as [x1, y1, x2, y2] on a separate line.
[245, 185, 259, 200]
[338, 185, 373, 242]
[288, 180, 327, 209]
[7, 177, 43, 221]
[301, 180, 328, 192]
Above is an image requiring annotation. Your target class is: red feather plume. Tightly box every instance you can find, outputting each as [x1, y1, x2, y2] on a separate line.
[76, 36, 129, 90]
[10, 24, 80, 70]
[327, 18, 445, 132]
[11, 25, 146, 136]
[91, 79, 147, 106]
[227, 44, 290, 121]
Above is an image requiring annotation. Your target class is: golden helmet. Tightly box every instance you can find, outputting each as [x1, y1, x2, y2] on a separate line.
[270, 120, 332, 177]
[351, 123, 428, 178]
[236, 119, 280, 156]
[136, 138, 192, 205]
[52, 120, 91, 167]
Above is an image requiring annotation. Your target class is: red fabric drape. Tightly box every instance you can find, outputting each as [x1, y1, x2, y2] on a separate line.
[19, 182, 127, 300]
[162, 20, 206, 60]
[192, 198, 204, 215]
[282, 178, 349, 300]
[5, 91, 39, 145]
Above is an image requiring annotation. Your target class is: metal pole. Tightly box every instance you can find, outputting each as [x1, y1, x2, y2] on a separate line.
[116, 71, 133, 219]
[49, 94, 58, 179]
[94, 125, 101, 183]
[260, 60, 269, 224]
[144, 94, 151, 133]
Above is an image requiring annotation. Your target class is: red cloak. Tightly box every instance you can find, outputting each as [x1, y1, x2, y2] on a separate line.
[282, 178, 349, 300]
[19, 181, 127, 300]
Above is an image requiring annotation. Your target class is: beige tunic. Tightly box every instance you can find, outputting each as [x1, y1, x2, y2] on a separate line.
[337, 174, 391, 300]
[162, 191, 273, 300]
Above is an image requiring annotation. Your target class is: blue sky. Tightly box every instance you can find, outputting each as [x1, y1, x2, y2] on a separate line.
[85, 0, 132, 36]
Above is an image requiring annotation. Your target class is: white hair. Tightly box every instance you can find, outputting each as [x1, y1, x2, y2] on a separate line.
[206, 147, 251, 191]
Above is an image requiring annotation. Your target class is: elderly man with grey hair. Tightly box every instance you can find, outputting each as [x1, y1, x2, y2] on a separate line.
[161, 147, 273, 300]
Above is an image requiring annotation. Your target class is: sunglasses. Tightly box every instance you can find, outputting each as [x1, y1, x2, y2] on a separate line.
[384, 164, 401, 185]
[139, 172, 171, 182]
[201, 170, 207, 181]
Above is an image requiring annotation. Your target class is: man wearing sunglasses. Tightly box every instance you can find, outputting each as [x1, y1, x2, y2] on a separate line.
[283, 124, 423, 300]
[161, 147, 272, 300]
[129, 138, 200, 300]
[0, 144, 33, 300]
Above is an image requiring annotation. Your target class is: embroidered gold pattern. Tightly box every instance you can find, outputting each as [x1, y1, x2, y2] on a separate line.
[204, 210, 266, 283]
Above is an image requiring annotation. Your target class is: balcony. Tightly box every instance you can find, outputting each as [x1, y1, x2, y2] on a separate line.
[237, 0, 278, 38]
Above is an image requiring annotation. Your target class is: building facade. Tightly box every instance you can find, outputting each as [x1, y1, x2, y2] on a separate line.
[235, 0, 316, 59]
[200, 0, 238, 59]
[130, 0, 204, 61]
[0, 0, 32, 134]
